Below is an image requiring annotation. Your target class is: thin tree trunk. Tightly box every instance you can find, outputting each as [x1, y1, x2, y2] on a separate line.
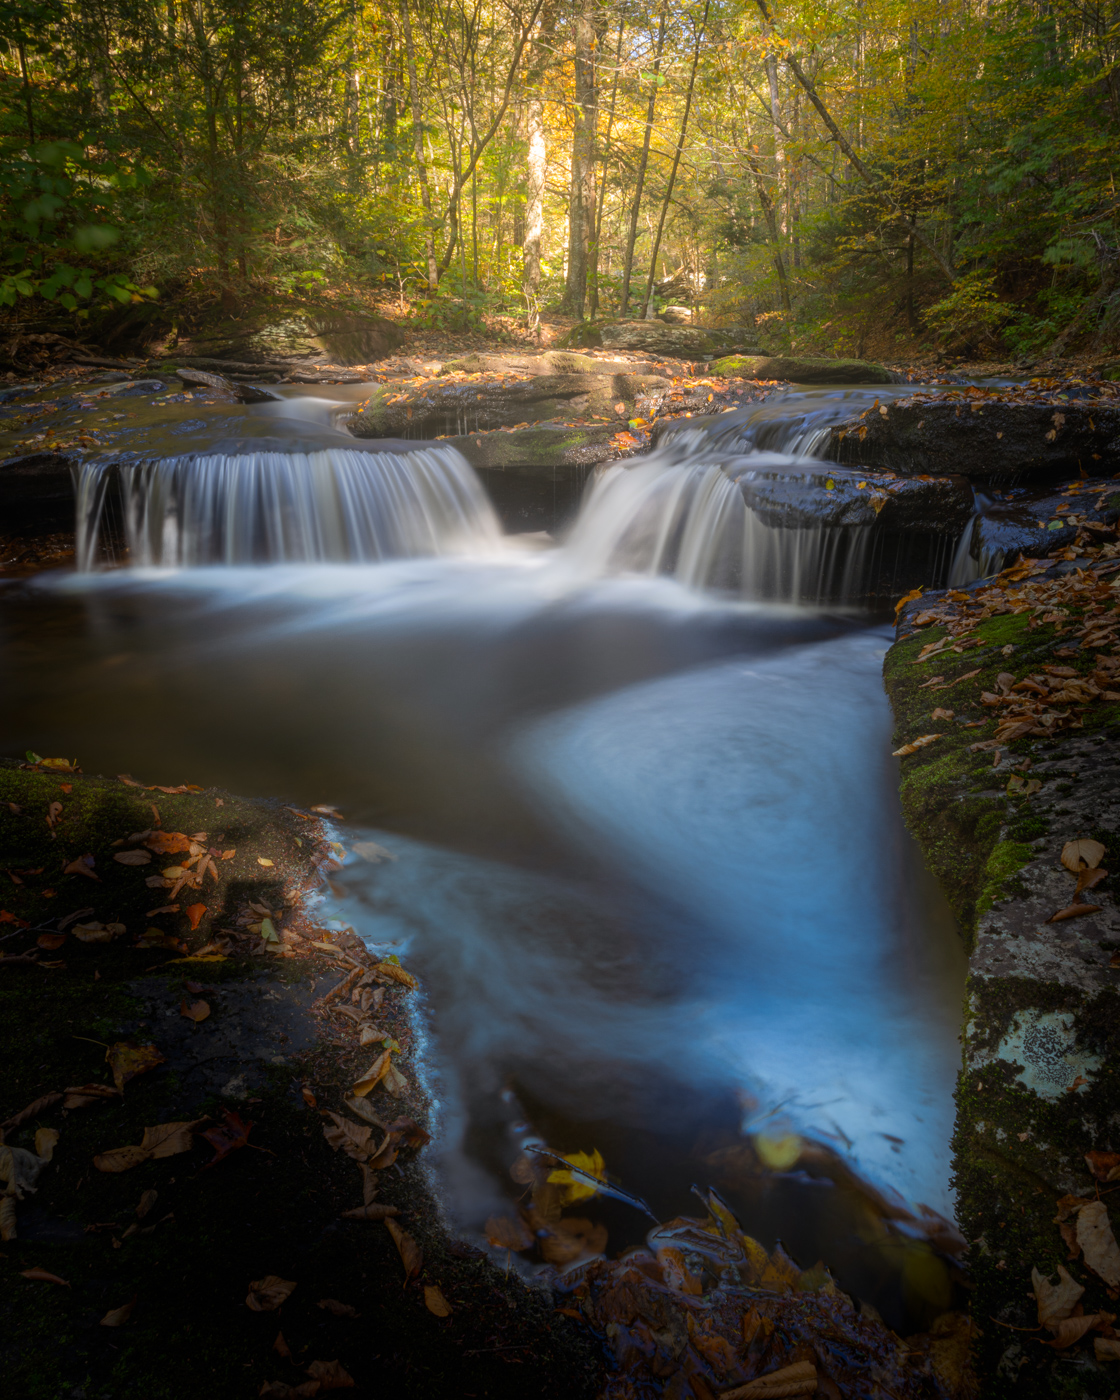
[401, 0, 439, 291]
[17, 42, 35, 143]
[740, 113, 791, 313]
[565, 0, 598, 317]
[522, 2, 555, 313]
[620, 2, 668, 315]
[588, 19, 624, 317]
[641, 0, 711, 319]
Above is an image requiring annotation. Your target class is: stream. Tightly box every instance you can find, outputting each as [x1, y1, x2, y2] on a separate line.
[0, 370, 968, 1332]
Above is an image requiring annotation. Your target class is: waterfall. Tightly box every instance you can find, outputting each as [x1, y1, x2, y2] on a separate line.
[75, 445, 501, 569]
[566, 449, 874, 604]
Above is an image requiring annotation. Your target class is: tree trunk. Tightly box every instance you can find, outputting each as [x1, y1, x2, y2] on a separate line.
[401, 0, 439, 291]
[740, 113, 791, 313]
[640, 0, 711, 319]
[619, 3, 668, 315]
[565, 0, 598, 318]
[588, 19, 625, 317]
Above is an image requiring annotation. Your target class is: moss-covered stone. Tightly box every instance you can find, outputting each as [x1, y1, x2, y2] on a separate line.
[710, 354, 895, 384]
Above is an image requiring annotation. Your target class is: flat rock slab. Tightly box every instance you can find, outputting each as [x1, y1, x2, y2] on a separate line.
[884, 544, 1120, 1396]
[828, 390, 1120, 480]
[597, 322, 759, 356]
[439, 351, 664, 377]
[711, 354, 896, 385]
[348, 372, 669, 439]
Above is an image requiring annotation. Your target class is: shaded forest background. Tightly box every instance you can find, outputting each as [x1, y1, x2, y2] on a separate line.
[2, 0, 1118, 361]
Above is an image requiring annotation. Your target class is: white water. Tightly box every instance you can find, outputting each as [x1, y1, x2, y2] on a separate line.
[74, 444, 500, 568]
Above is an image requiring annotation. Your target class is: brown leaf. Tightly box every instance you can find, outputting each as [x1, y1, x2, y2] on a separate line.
[930, 707, 955, 721]
[1078, 1201, 1120, 1287]
[373, 960, 418, 989]
[259, 1383, 321, 1399]
[485, 1214, 534, 1252]
[1062, 838, 1107, 872]
[136, 1188, 158, 1220]
[423, 1284, 451, 1317]
[1088, 1151, 1120, 1182]
[317, 1298, 359, 1318]
[100, 1296, 136, 1327]
[62, 854, 100, 881]
[113, 850, 152, 866]
[385, 1218, 422, 1282]
[105, 1041, 166, 1093]
[37, 933, 66, 949]
[305, 1359, 355, 1390]
[718, 1359, 817, 1398]
[1033, 1264, 1085, 1329]
[200, 1109, 255, 1167]
[144, 831, 191, 855]
[62, 1083, 121, 1110]
[301, 1086, 317, 1109]
[141, 1120, 203, 1159]
[351, 1051, 390, 1098]
[73, 922, 114, 943]
[35, 1127, 58, 1161]
[1046, 1312, 1105, 1348]
[20, 1267, 70, 1285]
[340, 1203, 399, 1221]
[540, 1217, 608, 1266]
[1095, 1336, 1120, 1361]
[1047, 903, 1102, 923]
[1077, 866, 1110, 896]
[1, 1091, 64, 1128]
[185, 903, 207, 930]
[273, 1331, 292, 1360]
[179, 998, 210, 1022]
[322, 1113, 372, 1161]
[0, 1196, 16, 1240]
[94, 1144, 153, 1173]
[892, 733, 941, 757]
[246, 1275, 297, 1311]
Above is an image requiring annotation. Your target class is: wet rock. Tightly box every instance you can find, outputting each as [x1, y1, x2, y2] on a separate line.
[176, 367, 280, 403]
[0, 450, 78, 531]
[348, 372, 669, 440]
[827, 397, 1120, 480]
[598, 321, 760, 356]
[884, 556, 1120, 1397]
[0, 384, 44, 404]
[711, 354, 896, 385]
[444, 425, 620, 532]
[961, 482, 1120, 573]
[724, 458, 974, 535]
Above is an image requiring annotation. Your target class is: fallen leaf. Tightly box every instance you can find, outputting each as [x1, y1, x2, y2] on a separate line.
[301, 1086, 317, 1109]
[547, 1148, 607, 1206]
[1077, 1200, 1120, 1287]
[142, 1120, 203, 1158]
[385, 1217, 422, 1281]
[0, 1196, 16, 1239]
[1045, 1312, 1109, 1348]
[485, 1214, 534, 1252]
[258, 858, 275, 867]
[113, 850, 152, 866]
[136, 1188, 158, 1219]
[317, 1298, 359, 1317]
[340, 1203, 399, 1221]
[36, 933, 66, 949]
[144, 831, 191, 855]
[1, 1090, 64, 1127]
[1077, 866, 1110, 896]
[930, 707, 955, 721]
[1033, 1264, 1085, 1329]
[273, 1331, 292, 1359]
[105, 1041, 166, 1093]
[424, 1284, 451, 1316]
[720, 1360, 817, 1399]
[381, 1061, 409, 1096]
[20, 1267, 70, 1285]
[180, 998, 210, 1022]
[1047, 903, 1102, 923]
[1096, 1336, 1120, 1361]
[305, 1359, 354, 1390]
[62, 855, 100, 881]
[200, 1109, 256, 1167]
[35, 1127, 58, 1161]
[541, 1216, 608, 1266]
[1062, 838, 1107, 872]
[246, 1275, 297, 1311]
[1087, 1151, 1120, 1182]
[100, 1296, 136, 1327]
[93, 1144, 153, 1173]
[259, 1382, 321, 1399]
[892, 733, 941, 757]
[373, 960, 417, 989]
[322, 1113, 372, 1161]
[351, 1052, 390, 1098]
[62, 1083, 121, 1110]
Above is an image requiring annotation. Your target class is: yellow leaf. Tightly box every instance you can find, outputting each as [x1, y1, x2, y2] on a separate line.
[385, 1217, 423, 1281]
[246, 1275, 297, 1311]
[1061, 839, 1106, 873]
[424, 1284, 452, 1316]
[258, 858, 275, 867]
[547, 1148, 606, 1206]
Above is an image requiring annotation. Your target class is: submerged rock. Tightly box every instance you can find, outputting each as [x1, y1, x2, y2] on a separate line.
[711, 354, 896, 385]
[348, 372, 669, 440]
[960, 480, 1120, 574]
[827, 396, 1120, 479]
[176, 367, 280, 404]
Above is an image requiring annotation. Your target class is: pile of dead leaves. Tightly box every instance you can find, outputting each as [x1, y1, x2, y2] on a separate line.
[546, 1190, 975, 1400]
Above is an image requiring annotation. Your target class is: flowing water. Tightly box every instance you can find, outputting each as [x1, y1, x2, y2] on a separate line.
[0, 373, 970, 1331]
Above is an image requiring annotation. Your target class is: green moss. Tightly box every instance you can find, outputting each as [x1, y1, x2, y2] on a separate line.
[975, 840, 1034, 919]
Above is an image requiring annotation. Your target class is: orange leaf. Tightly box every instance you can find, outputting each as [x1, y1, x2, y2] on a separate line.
[20, 1268, 70, 1285]
[424, 1284, 452, 1316]
[385, 1218, 422, 1282]
[105, 1041, 166, 1093]
[185, 903, 207, 930]
[144, 831, 191, 855]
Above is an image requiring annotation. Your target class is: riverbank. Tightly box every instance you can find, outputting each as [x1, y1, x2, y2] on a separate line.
[0, 759, 601, 1398]
[885, 536, 1120, 1396]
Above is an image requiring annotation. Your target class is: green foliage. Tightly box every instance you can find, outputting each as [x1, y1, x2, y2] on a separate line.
[923, 273, 1015, 349]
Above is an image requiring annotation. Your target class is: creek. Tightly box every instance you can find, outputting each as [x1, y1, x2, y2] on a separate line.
[0, 372, 969, 1331]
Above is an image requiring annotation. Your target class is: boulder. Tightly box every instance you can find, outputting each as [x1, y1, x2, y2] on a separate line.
[960, 482, 1120, 571]
[176, 367, 280, 404]
[184, 310, 404, 365]
[444, 426, 620, 532]
[348, 373, 669, 440]
[711, 354, 896, 385]
[827, 397, 1120, 479]
[657, 306, 694, 325]
[598, 322, 761, 356]
[0, 450, 78, 531]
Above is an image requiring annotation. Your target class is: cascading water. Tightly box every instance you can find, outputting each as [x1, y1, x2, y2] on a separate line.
[74, 444, 500, 568]
[567, 441, 874, 603]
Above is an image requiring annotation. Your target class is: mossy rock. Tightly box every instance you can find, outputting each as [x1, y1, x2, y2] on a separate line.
[710, 354, 895, 384]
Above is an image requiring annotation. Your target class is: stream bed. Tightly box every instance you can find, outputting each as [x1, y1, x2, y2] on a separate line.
[0, 372, 968, 1332]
